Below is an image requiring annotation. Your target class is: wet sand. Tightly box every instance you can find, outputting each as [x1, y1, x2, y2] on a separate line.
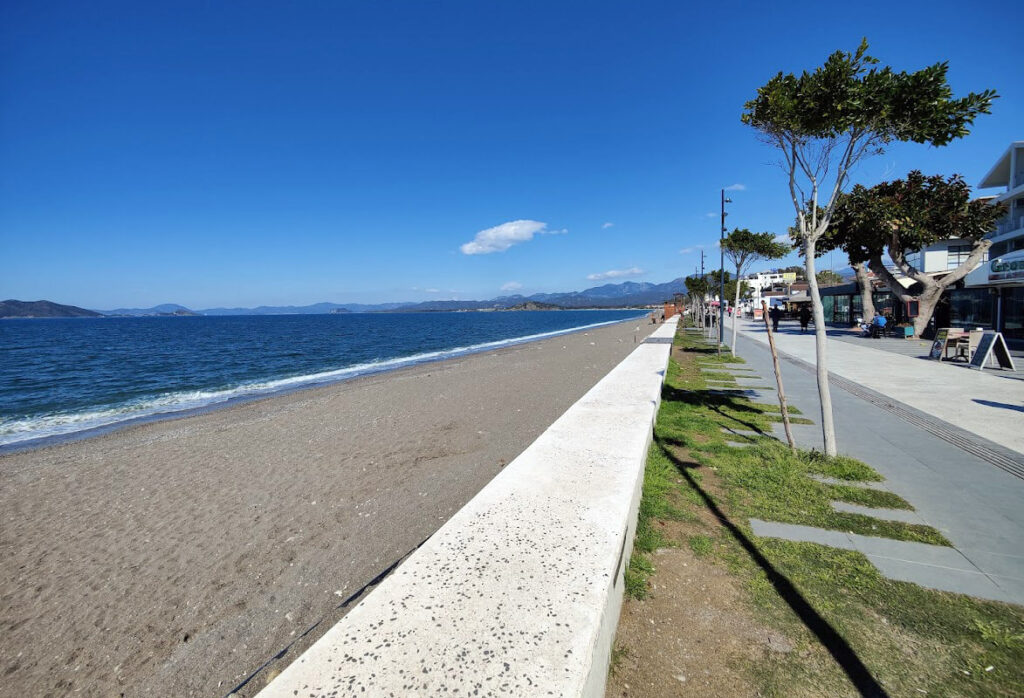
[0, 318, 658, 697]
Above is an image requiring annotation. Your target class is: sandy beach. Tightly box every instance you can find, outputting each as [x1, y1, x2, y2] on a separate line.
[0, 318, 657, 697]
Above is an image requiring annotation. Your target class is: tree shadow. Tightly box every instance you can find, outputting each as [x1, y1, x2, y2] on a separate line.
[973, 398, 1024, 413]
[662, 384, 770, 435]
[654, 436, 889, 697]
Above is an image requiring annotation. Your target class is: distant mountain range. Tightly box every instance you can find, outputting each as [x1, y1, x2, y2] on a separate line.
[2, 277, 688, 319]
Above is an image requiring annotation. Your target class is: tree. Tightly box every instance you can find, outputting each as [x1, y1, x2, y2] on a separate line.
[685, 275, 710, 328]
[815, 269, 844, 287]
[828, 171, 1004, 337]
[741, 39, 995, 456]
[722, 228, 791, 354]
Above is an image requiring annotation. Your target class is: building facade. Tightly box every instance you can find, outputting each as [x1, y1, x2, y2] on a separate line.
[963, 141, 1024, 341]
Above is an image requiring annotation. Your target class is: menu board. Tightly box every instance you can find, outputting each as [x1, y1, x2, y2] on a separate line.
[929, 329, 950, 360]
[970, 331, 1016, 371]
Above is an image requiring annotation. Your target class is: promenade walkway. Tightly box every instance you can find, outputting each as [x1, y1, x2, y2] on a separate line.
[728, 322, 1024, 605]
[734, 318, 1024, 455]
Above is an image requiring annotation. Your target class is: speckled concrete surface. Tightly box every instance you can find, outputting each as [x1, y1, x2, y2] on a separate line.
[257, 320, 678, 698]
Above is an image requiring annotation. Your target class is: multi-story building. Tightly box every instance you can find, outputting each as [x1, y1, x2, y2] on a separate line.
[964, 141, 1024, 341]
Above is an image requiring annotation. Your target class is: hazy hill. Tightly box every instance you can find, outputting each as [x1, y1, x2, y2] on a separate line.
[99, 304, 197, 316]
[1, 299, 103, 318]
[23, 277, 688, 318]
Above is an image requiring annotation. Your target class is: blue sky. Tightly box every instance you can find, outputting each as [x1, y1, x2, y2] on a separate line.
[1, 0, 1020, 309]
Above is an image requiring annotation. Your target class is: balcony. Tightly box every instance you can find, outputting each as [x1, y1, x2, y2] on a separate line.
[993, 214, 1024, 238]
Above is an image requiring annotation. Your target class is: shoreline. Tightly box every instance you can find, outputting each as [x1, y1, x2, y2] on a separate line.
[0, 313, 648, 455]
[0, 317, 659, 697]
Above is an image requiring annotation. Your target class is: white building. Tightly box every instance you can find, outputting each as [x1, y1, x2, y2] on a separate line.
[743, 270, 797, 311]
[962, 141, 1024, 341]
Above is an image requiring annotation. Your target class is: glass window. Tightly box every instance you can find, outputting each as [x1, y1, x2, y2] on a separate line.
[1003, 287, 1024, 340]
[947, 244, 973, 270]
[949, 288, 993, 329]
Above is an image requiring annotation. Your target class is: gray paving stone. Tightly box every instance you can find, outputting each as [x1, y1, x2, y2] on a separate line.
[866, 555, 1014, 604]
[810, 475, 890, 490]
[749, 519, 854, 549]
[846, 533, 973, 570]
[724, 440, 753, 449]
[959, 550, 1024, 582]
[991, 575, 1024, 602]
[831, 501, 927, 525]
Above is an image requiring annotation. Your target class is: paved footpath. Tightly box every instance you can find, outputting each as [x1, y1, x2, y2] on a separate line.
[726, 324, 1024, 605]
[734, 319, 1024, 455]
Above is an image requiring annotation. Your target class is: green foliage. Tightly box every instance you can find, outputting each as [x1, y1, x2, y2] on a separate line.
[742, 39, 996, 248]
[828, 171, 1005, 267]
[625, 553, 654, 599]
[722, 228, 791, 274]
[742, 39, 996, 146]
[684, 274, 709, 298]
[815, 269, 843, 286]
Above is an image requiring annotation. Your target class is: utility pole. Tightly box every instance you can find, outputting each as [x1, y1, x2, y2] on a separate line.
[719, 189, 731, 354]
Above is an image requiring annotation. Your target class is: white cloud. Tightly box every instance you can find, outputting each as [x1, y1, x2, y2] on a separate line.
[460, 220, 563, 255]
[425, 288, 440, 293]
[587, 266, 645, 281]
[500, 281, 523, 292]
[724, 183, 746, 191]
[680, 244, 712, 255]
[773, 235, 792, 245]
[704, 212, 717, 219]
[602, 222, 614, 229]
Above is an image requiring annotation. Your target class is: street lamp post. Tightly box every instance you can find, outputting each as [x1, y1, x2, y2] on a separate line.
[719, 189, 731, 353]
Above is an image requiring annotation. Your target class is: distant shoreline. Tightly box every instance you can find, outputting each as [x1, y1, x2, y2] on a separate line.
[1, 306, 653, 319]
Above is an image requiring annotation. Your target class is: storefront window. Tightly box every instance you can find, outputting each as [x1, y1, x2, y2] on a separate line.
[949, 288, 993, 329]
[834, 296, 851, 325]
[822, 295, 834, 323]
[1002, 287, 1024, 340]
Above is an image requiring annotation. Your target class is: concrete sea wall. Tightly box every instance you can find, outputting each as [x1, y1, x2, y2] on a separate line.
[257, 318, 678, 697]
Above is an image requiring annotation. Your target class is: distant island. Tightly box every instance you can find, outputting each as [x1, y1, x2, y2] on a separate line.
[500, 301, 563, 311]
[1, 299, 102, 318]
[3, 277, 688, 319]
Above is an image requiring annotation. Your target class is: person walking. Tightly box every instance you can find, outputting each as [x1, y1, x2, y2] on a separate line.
[769, 305, 782, 333]
[799, 305, 811, 333]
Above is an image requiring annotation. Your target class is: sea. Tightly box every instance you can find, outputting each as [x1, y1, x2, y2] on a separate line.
[0, 310, 648, 449]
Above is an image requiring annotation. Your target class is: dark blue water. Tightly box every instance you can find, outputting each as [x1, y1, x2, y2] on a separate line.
[0, 310, 646, 447]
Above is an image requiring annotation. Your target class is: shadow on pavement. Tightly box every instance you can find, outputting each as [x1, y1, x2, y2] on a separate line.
[973, 398, 1024, 413]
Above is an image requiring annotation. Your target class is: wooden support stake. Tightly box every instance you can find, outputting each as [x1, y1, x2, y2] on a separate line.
[762, 301, 796, 453]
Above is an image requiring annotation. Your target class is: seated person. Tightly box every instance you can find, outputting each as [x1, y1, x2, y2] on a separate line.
[870, 313, 888, 337]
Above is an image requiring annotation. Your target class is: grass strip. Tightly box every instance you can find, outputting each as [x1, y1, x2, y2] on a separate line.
[620, 326, 1024, 696]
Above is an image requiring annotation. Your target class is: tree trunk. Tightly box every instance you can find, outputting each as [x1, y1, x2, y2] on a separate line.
[912, 285, 945, 338]
[761, 301, 796, 453]
[804, 237, 838, 457]
[867, 256, 935, 339]
[730, 265, 742, 355]
[853, 262, 875, 324]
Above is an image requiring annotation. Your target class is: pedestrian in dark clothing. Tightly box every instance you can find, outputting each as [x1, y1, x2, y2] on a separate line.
[799, 305, 811, 333]
[769, 305, 782, 333]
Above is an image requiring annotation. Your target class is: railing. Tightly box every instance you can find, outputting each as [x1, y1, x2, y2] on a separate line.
[993, 215, 1024, 237]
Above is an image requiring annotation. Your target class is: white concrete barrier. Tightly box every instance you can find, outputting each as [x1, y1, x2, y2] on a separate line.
[257, 318, 678, 697]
